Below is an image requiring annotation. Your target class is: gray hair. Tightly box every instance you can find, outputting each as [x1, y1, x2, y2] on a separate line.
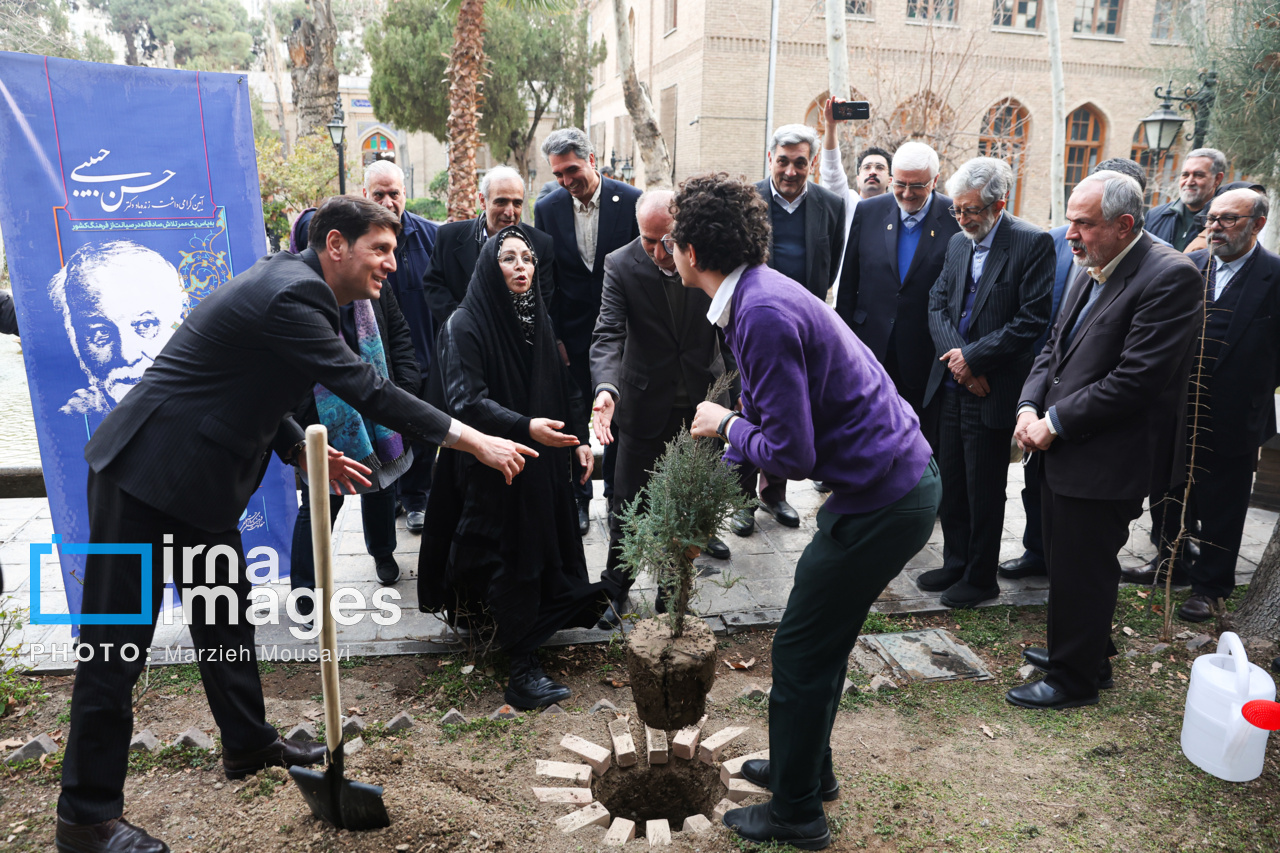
[770, 124, 818, 159]
[363, 158, 404, 189]
[479, 166, 523, 198]
[636, 189, 675, 221]
[892, 141, 940, 178]
[1093, 158, 1147, 192]
[541, 127, 593, 162]
[1077, 170, 1146, 230]
[1253, 191, 1271, 220]
[1185, 147, 1228, 175]
[945, 157, 1013, 206]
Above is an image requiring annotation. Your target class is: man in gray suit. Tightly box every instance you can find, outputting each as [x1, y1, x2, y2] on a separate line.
[590, 190, 733, 626]
[917, 158, 1053, 609]
[56, 197, 535, 853]
[740, 124, 846, 531]
[1011, 172, 1200, 710]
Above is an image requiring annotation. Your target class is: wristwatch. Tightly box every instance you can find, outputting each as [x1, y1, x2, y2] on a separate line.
[716, 411, 740, 442]
[284, 439, 307, 466]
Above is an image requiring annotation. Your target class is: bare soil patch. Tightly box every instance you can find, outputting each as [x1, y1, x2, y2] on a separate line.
[2, 591, 1278, 851]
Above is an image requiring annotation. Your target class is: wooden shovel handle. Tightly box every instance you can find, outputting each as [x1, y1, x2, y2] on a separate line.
[305, 426, 343, 754]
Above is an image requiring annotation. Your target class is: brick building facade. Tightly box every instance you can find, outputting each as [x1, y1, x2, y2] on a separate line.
[586, 0, 1197, 225]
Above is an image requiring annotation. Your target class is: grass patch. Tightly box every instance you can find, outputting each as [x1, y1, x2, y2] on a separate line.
[418, 657, 503, 707]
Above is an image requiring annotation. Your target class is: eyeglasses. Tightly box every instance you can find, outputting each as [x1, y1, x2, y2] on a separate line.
[498, 251, 534, 266]
[892, 180, 933, 192]
[948, 200, 997, 219]
[1204, 213, 1257, 227]
[660, 235, 677, 254]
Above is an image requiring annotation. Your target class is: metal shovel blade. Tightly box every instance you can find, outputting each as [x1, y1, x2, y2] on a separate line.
[289, 750, 390, 831]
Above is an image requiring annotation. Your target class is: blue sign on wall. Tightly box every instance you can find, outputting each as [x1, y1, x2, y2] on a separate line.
[0, 53, 298, 626]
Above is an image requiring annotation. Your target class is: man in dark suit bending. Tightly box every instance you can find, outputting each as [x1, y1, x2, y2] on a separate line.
[534, 128, 642, 534]
[918, 157, 1053, 609]
[55, 197, 535, 853]
[589, 190, 735, 626]
[836, 140, 961, 450]
[1011, 172, 1200, 710]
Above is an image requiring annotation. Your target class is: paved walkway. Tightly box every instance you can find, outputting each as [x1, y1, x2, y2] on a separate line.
[3, 467, 1274, 672]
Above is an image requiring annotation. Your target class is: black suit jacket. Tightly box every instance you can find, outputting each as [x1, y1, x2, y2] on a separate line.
[589, 238, 731, 440]
[421, 217, 556, 335]
[1187, 245, 1280, 455]
[924, 214, 1054, 428]
[534, 177, 642, 354]
[84, 249, 453, 532]
[835, 190, 962, 407]
[753, 179, 846, 300]
[1020, 235, 1202, 500]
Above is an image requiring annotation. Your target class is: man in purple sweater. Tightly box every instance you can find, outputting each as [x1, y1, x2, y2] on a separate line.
[676, 174, 940, 850]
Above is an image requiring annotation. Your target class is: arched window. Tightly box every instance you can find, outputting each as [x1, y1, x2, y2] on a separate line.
[978, 99, 1030, 215]
[361, 132, 396, 167]
[1129, 126, 1179, 206]
[1064, 105, 1105, 204]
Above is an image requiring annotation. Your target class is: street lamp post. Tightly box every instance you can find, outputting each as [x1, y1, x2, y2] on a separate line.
[620, 157, 635, 185]
[326, 97, 347, 195]
[1142, 70, 1218, 155]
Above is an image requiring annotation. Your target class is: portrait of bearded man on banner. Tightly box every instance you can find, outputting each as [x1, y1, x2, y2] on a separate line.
[48, 240, 190, 414]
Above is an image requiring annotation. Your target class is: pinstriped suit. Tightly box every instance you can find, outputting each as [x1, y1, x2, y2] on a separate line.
[925, 213, 1054, 593]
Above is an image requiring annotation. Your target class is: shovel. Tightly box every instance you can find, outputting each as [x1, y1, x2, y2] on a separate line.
[288, 425, 391, 830]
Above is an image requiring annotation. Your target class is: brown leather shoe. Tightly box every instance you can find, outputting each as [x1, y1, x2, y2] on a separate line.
[55, 815, 169, 853]
[222, 735, 326, 780]
[1177, 593, 1216, 623]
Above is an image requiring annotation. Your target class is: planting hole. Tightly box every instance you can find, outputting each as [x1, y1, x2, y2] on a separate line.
[594, 758, 723, 837]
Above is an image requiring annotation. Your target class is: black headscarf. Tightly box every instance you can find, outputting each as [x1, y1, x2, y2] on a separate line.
[417, 226, 608, 651]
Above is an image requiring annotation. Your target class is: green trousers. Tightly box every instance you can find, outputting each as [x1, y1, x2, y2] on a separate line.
[768, 459, 941, 822]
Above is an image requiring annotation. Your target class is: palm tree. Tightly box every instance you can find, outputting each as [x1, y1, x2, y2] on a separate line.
[444, 0, 567, 222]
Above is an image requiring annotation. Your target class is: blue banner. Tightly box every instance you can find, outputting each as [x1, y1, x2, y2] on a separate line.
[0, 53, 298, 625]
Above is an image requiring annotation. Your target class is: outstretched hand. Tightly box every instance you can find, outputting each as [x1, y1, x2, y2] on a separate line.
[299, 445, 372, 495]
[454, 425, 539, 485]
[530, 417, 581, 448]
[592, 391, 615, 445]
[575, 445, 594, 485]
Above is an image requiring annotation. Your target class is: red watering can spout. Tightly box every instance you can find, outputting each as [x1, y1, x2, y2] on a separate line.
[1242, 700, 1280, 732]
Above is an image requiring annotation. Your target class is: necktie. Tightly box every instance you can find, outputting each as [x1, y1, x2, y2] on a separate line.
[1205, 260, 1218, 304]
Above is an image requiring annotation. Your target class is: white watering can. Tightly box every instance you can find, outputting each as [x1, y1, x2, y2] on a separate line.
[1180, 631, 1276, 782]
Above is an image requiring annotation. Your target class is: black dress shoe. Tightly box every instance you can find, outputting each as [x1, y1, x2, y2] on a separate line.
[504, 661, 571, 710]
[596, 593, 631, 630]
[1120, 555, 1189, 587]
[722, 801, 830, 850]
[577, 503, 591, 536]
[374, 554, 401, 585]
[56, 816, 170, 853]
[223, 735, 326, 780]
[1022, 647, 1114, 689]
[1005, 678, 1098, 710]
[762, 499, 801, 528]
[705, 536, 731, 560]
[730, 508, 756, 537]
[1178, 593, 1216, 623]
[813, 480, 833, 494]
[740, 759, 839, 801]
[939, 580, 1000, 609]
[915, 567, 963, 592]
[998, 553, 1047, 579]
[1272, 656, 1280, 675]
[406, 510, 425, 534]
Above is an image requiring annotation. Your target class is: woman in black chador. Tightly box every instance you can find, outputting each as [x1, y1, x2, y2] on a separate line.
[418, 226, 613, 709]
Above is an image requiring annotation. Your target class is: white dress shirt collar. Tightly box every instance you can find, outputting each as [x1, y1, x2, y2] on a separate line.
[1213, 242, 1257, 299]
[769, 178, 808, 215]
[706, 264, 749, 328]
[572, 177, 602, 213]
